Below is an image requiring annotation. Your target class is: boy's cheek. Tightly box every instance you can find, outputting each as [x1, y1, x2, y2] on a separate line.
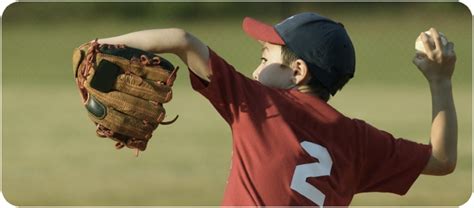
[258, 67, 293, 89]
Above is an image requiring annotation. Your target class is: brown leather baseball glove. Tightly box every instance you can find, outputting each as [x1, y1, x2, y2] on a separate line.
[72, 40, 178, 155]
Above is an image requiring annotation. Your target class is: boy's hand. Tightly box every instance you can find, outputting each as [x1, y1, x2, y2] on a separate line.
[412, 28, 456, 83]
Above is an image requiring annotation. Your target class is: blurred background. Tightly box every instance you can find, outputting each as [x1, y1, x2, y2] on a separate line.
[2, 2, 471, 206]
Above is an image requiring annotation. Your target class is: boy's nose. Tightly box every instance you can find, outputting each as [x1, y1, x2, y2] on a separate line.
[252, 70, 259, 80]
[253, 66, 264, 80]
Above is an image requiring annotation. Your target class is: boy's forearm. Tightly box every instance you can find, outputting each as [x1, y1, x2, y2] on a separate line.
[426, 80, 458, 174]
[98, 28, 211, 81]
[98, 28, 188, 54]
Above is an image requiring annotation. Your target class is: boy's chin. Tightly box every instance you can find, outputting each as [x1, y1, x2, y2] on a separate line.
[257, 79, 293, 89]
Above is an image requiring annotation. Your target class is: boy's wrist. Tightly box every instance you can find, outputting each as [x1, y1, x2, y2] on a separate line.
[428, 79, 453, 97]
[428, 79, 452, 89]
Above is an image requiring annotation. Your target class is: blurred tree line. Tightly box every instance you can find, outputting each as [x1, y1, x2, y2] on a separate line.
[3, 2, 463, 25]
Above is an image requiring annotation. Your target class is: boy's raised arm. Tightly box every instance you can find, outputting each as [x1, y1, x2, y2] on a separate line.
[413, 28, 458, 176]
[98, 28, 212, 81]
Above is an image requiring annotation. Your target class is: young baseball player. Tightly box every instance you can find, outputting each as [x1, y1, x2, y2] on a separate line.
[98, 12, 457, 206]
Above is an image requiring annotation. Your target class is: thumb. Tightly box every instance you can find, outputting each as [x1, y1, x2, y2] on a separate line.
[412, 52, 428, 68]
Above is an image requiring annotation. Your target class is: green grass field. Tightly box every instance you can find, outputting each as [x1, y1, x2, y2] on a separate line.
[2, 2, 472, 206]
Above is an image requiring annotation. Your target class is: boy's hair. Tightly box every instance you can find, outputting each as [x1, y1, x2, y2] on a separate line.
[281, 45, 351, 102]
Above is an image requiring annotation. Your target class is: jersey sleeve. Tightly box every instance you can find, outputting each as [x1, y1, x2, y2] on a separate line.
[353, 119, 432, 195]
[188, 47, 261, 124]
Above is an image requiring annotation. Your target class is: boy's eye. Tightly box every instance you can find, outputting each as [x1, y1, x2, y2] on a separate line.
[260, 57, 267, 64]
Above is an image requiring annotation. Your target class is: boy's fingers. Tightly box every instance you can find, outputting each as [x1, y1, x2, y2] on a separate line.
[445, 42, 455, 54]
[420, 32, 434, 58]
[445, 42, 456, 61]
[430, 28, 443, 51]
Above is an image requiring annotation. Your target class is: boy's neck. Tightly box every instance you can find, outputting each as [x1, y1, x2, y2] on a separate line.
[296, 85, 317, 96]
[296, 85, 329, 102]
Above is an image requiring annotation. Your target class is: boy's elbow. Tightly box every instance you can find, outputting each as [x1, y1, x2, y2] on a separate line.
[435, 159, 457, 176]
[424, 153, 457, 176]
[441, 160, 456, 175]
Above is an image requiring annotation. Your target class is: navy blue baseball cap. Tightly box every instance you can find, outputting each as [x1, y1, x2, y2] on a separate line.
[243, 12, 355, 95]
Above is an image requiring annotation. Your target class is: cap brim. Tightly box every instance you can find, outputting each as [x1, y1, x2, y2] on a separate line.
[242, 17, 285, 45]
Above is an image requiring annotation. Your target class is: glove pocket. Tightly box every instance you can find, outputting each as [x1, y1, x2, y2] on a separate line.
[97, 53, 176, 85]
[115, 74, 173, 103]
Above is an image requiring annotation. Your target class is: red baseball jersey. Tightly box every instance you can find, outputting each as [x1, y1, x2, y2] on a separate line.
[189, 48, 432, 206]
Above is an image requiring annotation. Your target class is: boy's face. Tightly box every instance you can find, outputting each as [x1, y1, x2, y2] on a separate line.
[253, 42, 295, 89]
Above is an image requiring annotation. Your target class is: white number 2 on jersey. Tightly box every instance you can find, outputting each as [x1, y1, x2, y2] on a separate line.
[290, 141, 333, 207]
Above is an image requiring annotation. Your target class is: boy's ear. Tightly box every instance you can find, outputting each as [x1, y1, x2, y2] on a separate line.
[292, 59, 311, 85]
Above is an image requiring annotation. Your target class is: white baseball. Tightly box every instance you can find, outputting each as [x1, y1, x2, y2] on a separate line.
[415, 30, 448, 53]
